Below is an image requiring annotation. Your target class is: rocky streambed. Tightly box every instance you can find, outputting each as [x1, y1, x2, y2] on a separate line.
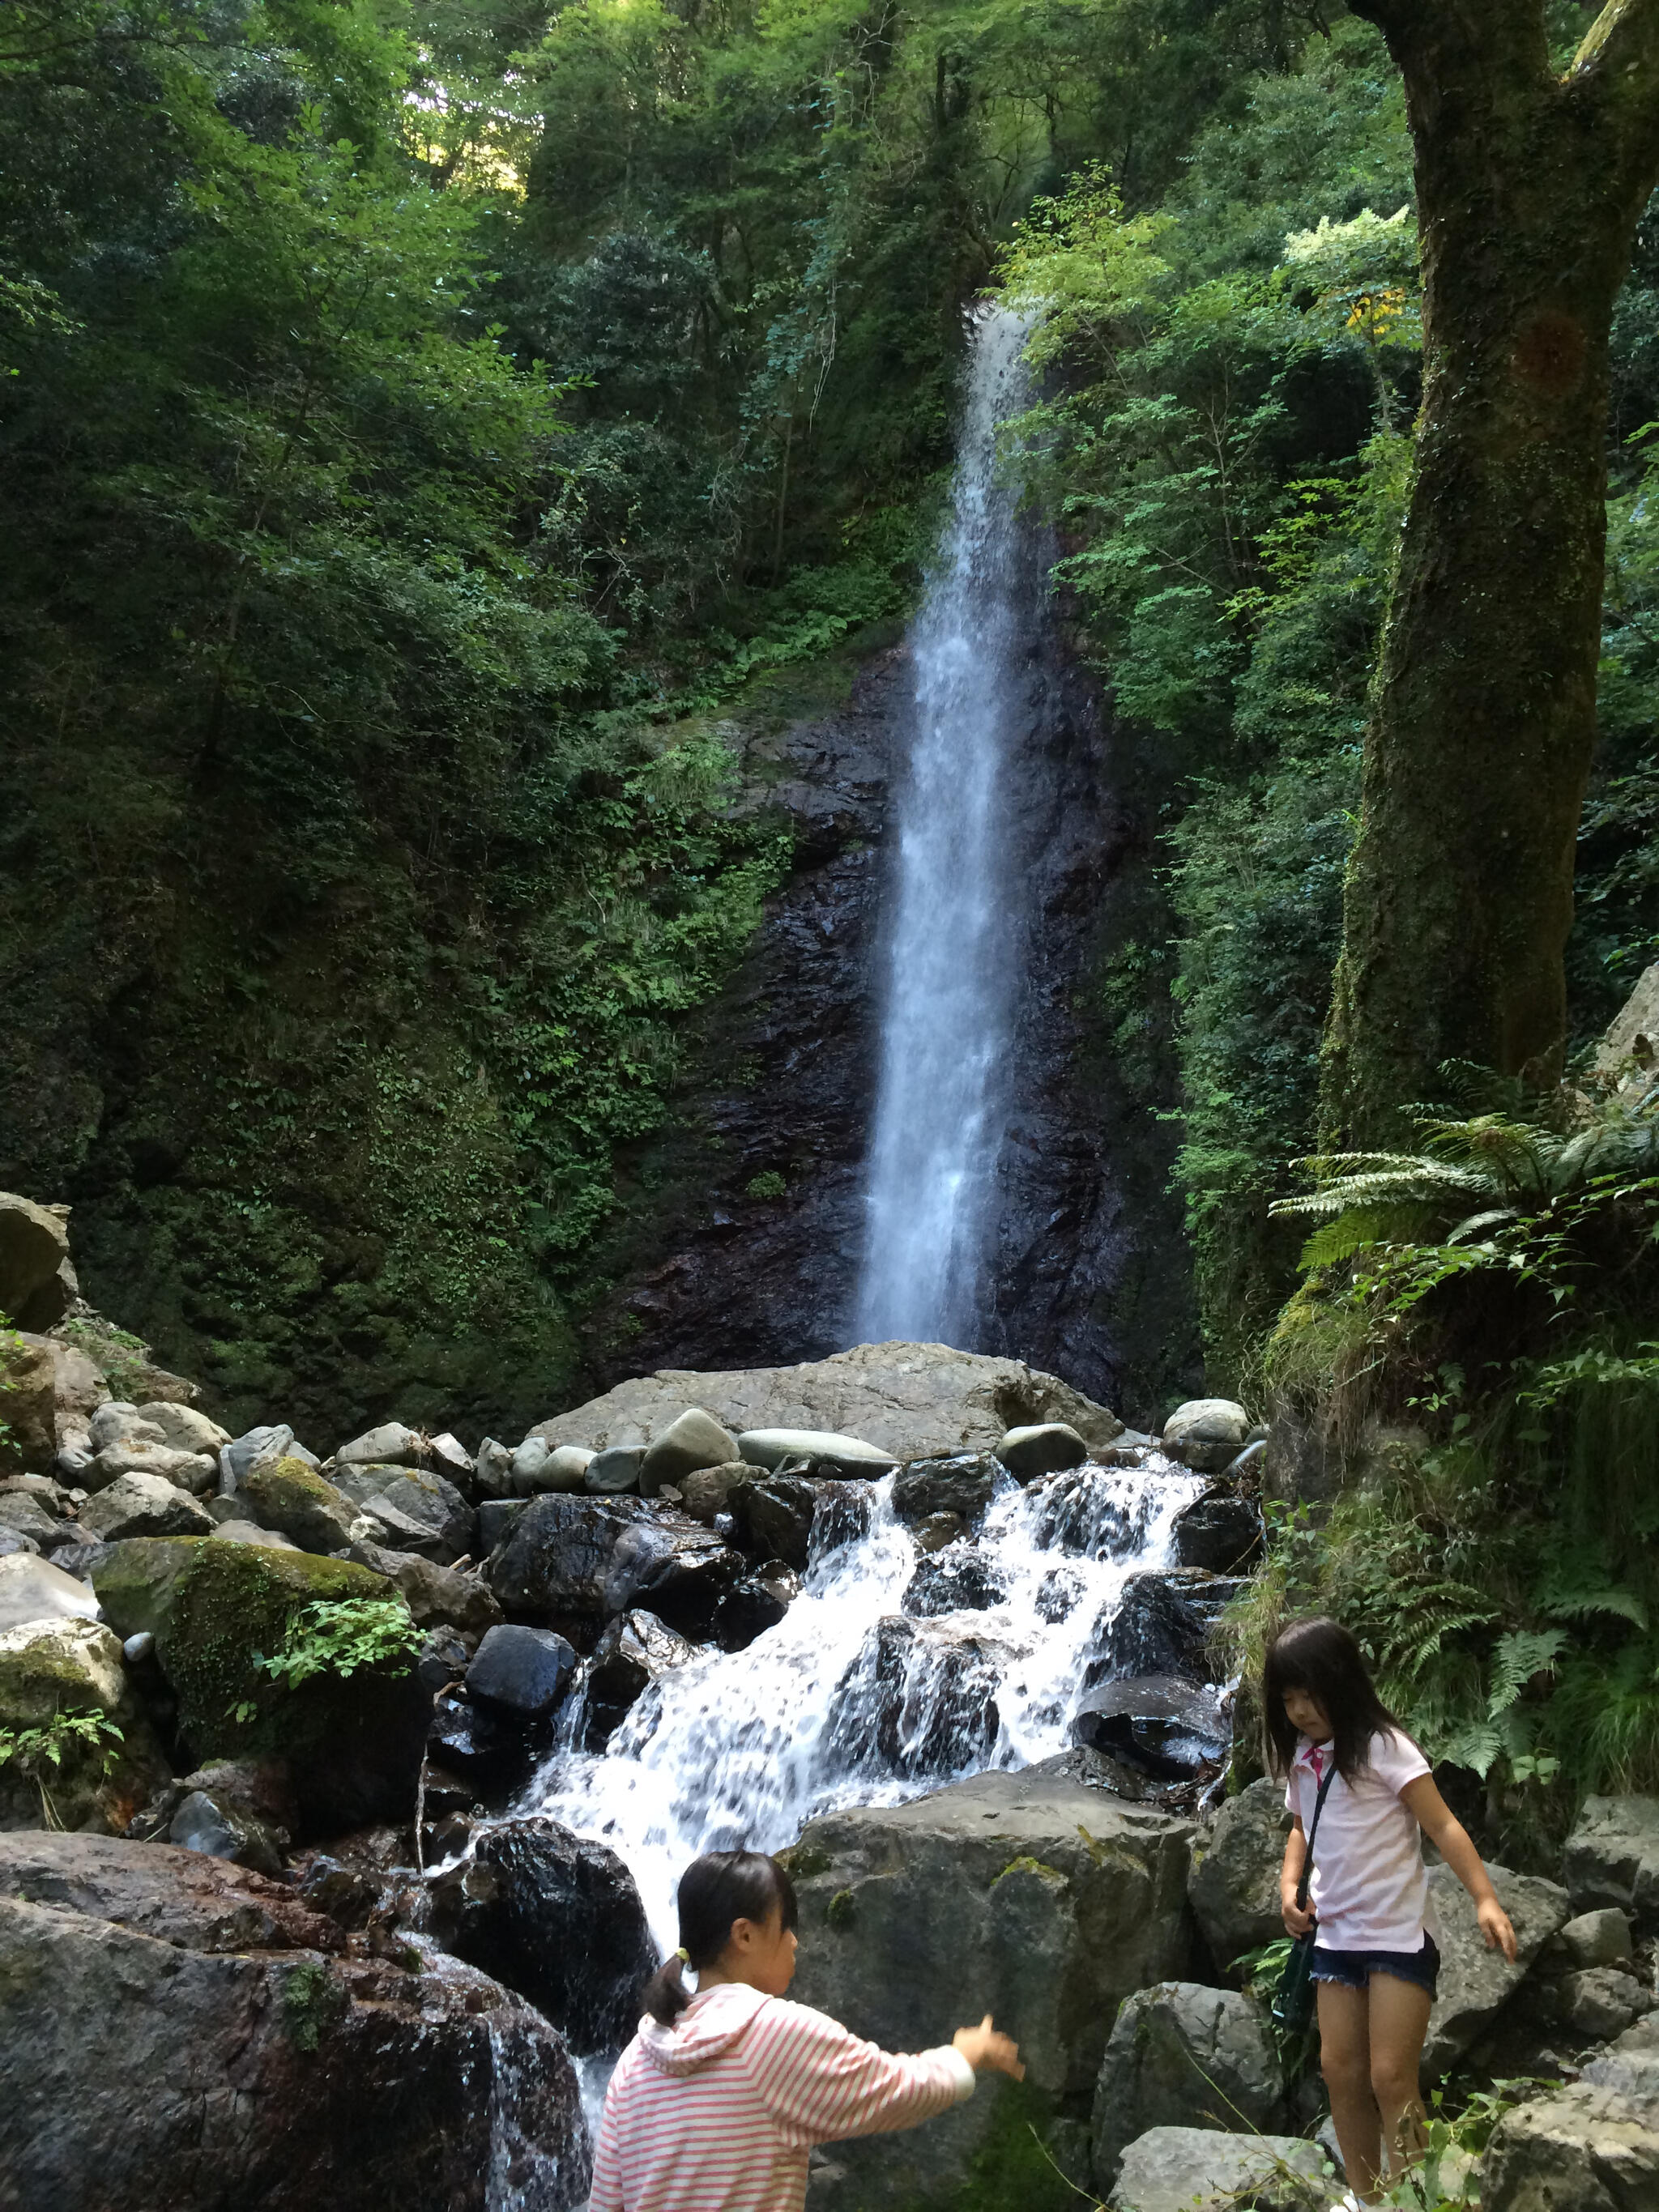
[2, 1203, 1657, 2210]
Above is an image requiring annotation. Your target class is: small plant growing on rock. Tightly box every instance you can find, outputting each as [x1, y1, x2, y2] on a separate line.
[232, 1597, 420, 1723]
[745, 1170, 787, 1199]
[0, 1710, 124, 1828]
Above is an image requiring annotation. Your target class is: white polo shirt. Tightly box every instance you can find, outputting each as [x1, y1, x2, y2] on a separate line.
[1285, 1728, 1435, 1952]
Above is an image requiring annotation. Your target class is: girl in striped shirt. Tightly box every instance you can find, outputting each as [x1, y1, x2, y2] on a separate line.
[589, 1848, 1023, 2212]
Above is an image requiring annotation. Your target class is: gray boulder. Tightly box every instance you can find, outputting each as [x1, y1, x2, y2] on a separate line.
[0, 1618, 171, 1831]
[465, 1624, 577, 1718]
[528, 1444, 593, 1496]
[235, 1459, 360, 1554]
[995, 1422, 1087, 1480]
[1107, 2128, 1326, 2212]
[678, 1460, 751, 1524]
[0, 1528, 38, 1558]
[220, 1423, 295, 1488]
[891, 1454, 999, 1528]
[335, 1421, 424, 1469]
[736, 1427, 897, 1476]
[0, 1831, 590, 2210]
[0, 1554, 101, 1633]
[1583, 2010, 1659, 2101]
[0, 1493, 58, 1545]
[1071, 1675, 1230, 1781]
[584, 1444, 646, 1494]
[88, 1440, 217, 1496]
[1558, 1965, 1651, 2041]
[1481, 2080, 1659, 2211]
[786, 1766, 1193, 2212]
[1160, 1400, 1252, 1473]
[137, 1402, 231, 1458]
[1559, 1905, 1634, 1967]
[638, 1407, 740, 1495]
[1424, 1860, 1571, 2074]
[1565, 1793, 1659, 1929]
[0, 1192, 74, 1330]
[528, 1343, 1123, 1463]
[366, 1470, 474, 1562]
[732, 1471, 825, 1569]
[79, 1472, 215, 1542]
[1091, 1982, 1284, 2192]
[211, 1519, 301, 1551]
[167, 1788, 286, 1879]
[473, 1438, 514, 1497]
[1188, 1776, 1293, 1970]
[344, 1538, 501, 1633]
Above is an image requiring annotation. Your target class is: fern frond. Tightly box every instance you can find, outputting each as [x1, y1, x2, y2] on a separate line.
[1437, 1720, 1503, 1779]
[1487, 1628, 1567, 1715]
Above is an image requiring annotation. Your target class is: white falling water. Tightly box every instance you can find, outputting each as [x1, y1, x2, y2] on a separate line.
[856, 305, 1039, 1347]
[514, 1458, 1202, 1957]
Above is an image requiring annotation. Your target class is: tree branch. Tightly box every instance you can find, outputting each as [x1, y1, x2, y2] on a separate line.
[1344, 0, 1552, 112]
[1569, 0, 1659, 192]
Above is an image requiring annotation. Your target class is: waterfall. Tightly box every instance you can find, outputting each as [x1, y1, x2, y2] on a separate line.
[514, 1457, 1203, 1956]
[855, 305, 1043, 1349]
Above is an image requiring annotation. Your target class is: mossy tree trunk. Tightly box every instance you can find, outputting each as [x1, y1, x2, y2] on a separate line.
[1322, 0, 1659, 1144]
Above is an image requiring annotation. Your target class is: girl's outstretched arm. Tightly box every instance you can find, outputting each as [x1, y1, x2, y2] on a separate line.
[1401, 1775, 1518, 1961]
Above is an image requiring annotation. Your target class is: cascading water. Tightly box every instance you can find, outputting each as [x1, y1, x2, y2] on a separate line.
[855, 305, 1043, 1348]
[513, 1457, 1204, 1957]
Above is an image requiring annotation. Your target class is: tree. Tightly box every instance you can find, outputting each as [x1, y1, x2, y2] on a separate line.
[1321, 0, 1659, 1144]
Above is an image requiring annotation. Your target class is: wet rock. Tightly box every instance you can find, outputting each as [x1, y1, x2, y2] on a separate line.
[335, 1421, 425, 1470]
[732, 1470, 823, 1570]
[167, 1787, 286, 1878]
[1171, 1491, 1263, 1572]
[416, 1626, 471, 1694]
[1071, 1676, 1230, 1780]
[490, 1492, 655, 1638]
[0, 1192, 73, 1330]
[578, 1609, 696, 1749]
[0, 1831, 591, 2211]
[1087, 1569, 1246, 1689]
[1188, 1775, 1293, 1970]
[346, 1537, 501, 1633]
[823, 1615, 1000, 1779]
[427, 1690, 530, 1796]
[1423, 1860, 1572, 2074]
[911, 1512, 963, 1553]
[901, 1543, 1009, 1617]
[1565, 1793, 1659, 1929]
[812, 1483, 875, 1555]
[1481, 2080, 1659, 2212]
[891, 1454, 999, 1528]
[431, 1815, 657, 2054]
[466, 1624, 577, 1718]
[1091, 1982, 1284, 2193]
[137, 1402, 231, 1459]
[786, 1766, 1193, 2212]
[1560, 1905, 1634, 1967]
[79, 1471, 215, 1542]
[0, 1617, 170, 1832]
[737, 1427, 898, 1477]
[531, 1343, 1123, 1464]
[1107, 2128, 1325, 2212]
[638, 1407, 740, 1495]
[585, 1443, 646, 1494]
[604, 1516, 785, 1647]
[477, 1498, 524, 1554]
[995, 1421, 1087, 1480]
[0, 1334, 58, 1471]
[237, 1458, 360, 1553]
[1160, 1400, 1252, 1474]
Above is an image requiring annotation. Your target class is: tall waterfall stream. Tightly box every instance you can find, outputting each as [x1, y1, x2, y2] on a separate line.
[855, 306, 1042, 1348]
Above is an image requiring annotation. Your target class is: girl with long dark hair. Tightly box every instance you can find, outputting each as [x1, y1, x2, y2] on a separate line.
[589, 1848, 1022, 2212]
[1264, 1617, 1517, 2209]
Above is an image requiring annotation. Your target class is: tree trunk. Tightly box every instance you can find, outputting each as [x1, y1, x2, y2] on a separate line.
[1322, 0, 1659, 1145]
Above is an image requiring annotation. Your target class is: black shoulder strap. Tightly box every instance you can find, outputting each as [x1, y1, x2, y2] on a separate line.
[1294, 1760, 1338, 1910]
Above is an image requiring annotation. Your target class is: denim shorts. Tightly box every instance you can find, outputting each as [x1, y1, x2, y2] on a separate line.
[1310, 1933, 1439, 1997]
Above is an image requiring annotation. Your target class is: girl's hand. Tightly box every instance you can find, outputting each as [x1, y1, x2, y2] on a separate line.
[953, 2016, 1025, 2079]
[1282, 1894, 1316, 1938]
[1478, 1896, 1518, 1962]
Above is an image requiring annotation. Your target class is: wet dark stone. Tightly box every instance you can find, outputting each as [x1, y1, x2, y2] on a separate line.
[580, 1609, 697, 1750]
[1171, 1491, 1264, 1573]
[891, 1455, 999, 1528]
[1023, 1466, 1149, 1559]
[732, 1472, 824, 1570]
[823, 1615, 1000, 1780]
[1085, 1569, 1249, 1690]
[466, 1625, 577, 1719]
[602, 1518, 783, 1647]
[488, 1492, 656, 1641]
[427, 1690, 532, 1796]
[1070, 1674, 1229, 1780]
[416, 1627, 470, 1694]
[430, 1815, 657, 2055]
[811, 1483, 874, 1560]
[902, 1543, 1010, 1618]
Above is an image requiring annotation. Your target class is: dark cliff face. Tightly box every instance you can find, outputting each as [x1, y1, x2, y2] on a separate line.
[581, 640, 1202, 1427]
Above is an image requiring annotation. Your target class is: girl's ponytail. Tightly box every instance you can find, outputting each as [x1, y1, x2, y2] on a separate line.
[639, 1849, 800, 2027]
[643, 1947, 693, 2027]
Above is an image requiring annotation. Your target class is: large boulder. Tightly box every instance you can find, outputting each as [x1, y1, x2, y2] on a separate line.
[736, 1429, 898, 1477]
[578, 1609, 697, 1748]
[238, 1458, 363, 1554]
[1070, 1676, 1230, 1781]
[345, 1537, 501, 1634]
[91, 1537, 429, 1836]
[1160, 1400, 1252, 1474]
[0, 1193, 74, 1331]
[366, 1469, 475, 1561]
[995, 1423, 1088, 1480]
[79, 1470, 215, 1541]
[890, 1454, 1000, 1528]
[821, 1614, 1002, 1780]
[0, 1332, 56, 1472]
[901, 1542, 1010, 1617]
[466, 1624, 577, 1718]
[731, 1470, 827, 1569]
[1171, 1491, 1264, 1572]
[1480, 2079, 1659, 2210]
[1423, 1860, 1572, 2075]
[1565, 1793, 1659, 1930]
[0, 1617, 170, 1832]
[137, 1400, 231, 1459]
[0, 1832, 590, 2210]
[1188, 1776, 1293, 1970]
[1107, 2128, 1325, 2212]
[1091, 1982, 1285, 2193]
[1086, 1569, 1245, 1688]
[638, 1407, 740, 1495]
[334, 1421, 426, 1470]
[0, 1551, 101, 1634]
[428, 1815, 657, 2053]
[784, 1766, 1194, 2212]
[527, 1342, 1123, 1462]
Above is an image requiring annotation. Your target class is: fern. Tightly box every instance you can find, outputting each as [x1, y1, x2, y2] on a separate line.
[1487, 1630, 1567, 1714]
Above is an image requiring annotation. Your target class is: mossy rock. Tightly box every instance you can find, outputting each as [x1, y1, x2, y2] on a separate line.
[0, 1333, 56, 1473]
[96, 1538, 427, 1839]
[236, 1456, 359, 1553]
[0, 1617, 170, 1833]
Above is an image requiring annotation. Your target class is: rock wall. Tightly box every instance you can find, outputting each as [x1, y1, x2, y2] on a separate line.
[582, 641, 1201, 1427]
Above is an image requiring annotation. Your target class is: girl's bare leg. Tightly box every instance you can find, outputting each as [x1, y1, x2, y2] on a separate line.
[1367, 1972, 1433, 2181]
[1316, 1980, 1382, 2202]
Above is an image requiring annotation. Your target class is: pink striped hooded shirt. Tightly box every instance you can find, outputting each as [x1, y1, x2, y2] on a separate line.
[588, 1982, 975, 2212]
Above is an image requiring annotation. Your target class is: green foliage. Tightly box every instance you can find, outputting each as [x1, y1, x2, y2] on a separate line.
[249, 1596, 420, 1705]
[0, 1708, 124, 1828]
[282, 1958, 348, 2052]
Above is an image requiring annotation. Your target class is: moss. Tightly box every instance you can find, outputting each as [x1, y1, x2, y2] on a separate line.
[826, 1886, 856, 1930]
[282, 1959, 348, 2052]
[777, 1842, 833, 1882]
[992, 1855, 1065, 1889]
[886, 2080, 1073, 2212]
